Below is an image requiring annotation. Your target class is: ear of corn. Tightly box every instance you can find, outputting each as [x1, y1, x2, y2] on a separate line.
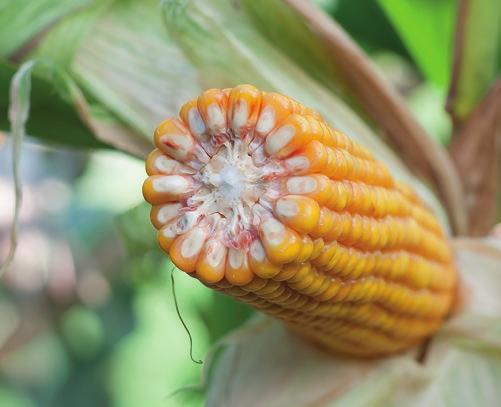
[143, 85, 457, 357]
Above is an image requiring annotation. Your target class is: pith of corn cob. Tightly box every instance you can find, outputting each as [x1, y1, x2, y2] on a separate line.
[142, 85, 457, 357]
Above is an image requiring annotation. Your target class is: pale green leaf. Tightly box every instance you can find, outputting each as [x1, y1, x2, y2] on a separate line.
[242, 0, 344, 96]
[0, 60, 107, 148]
[30, 0, 115, 68]
[0, 0, 91, 58]
[378, 0, 455, 87]
[36, 0, 201, 141]
[448, 0, 500, 121]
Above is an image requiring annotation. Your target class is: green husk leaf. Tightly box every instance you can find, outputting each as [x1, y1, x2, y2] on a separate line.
[1, 58, 151, 156]
[1, 58, 130, 275]
[36, 0, 201, 142]
[377, 0, 456, 88]
[1, 0, 198, 154]
[0, 60, 106, 149]
[0, 0, 91, 59]
[241, 0, 344, 97]
[30, 0, 115, 68]
[205, 238, 501, 407]
[327, 0, 410, 57]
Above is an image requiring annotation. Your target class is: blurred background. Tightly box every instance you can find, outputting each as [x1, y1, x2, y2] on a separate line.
[0, 0, 495, 406]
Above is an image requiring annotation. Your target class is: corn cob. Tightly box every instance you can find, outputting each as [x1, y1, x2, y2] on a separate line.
[143, 85, 457, 357]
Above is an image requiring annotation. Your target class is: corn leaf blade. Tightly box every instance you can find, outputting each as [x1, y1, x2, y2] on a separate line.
[377, 0, 456, 88]
[447, 0, 500, 123]
[0, 0, 91, 59]
[35, 0, 201, 142]
[0, 60, 106, 149]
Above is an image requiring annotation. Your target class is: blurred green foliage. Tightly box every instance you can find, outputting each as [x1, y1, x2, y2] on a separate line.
[445, 0, 500, 120]
[377, 0, 456, 87]
[330, 0, 410, 57]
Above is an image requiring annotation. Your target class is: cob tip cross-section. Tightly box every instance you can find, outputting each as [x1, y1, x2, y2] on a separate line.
[142, 85, 457, 357]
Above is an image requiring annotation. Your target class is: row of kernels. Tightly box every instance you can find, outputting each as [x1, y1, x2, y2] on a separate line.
[272, 194, 446, 261]
[311, 302, 441, 339]
[231, 276, 442, 343]
[306, 317, 414, 352]
[302, 206, 451, 263]
[313, 274, 452, 318]
[284, 174, 445, 238]
[265, 114, 376, 164]
[289, 324, 407, 357]
[235, 252, 452, 319]
[214, 267, 446, 353]
[312, 240, 455, 290]
[285, 175, 405, 217]
[282, 139, 391, 187]
[258, 218, 325, 265]
[410, 205, 444, 237]
[322, 145, 393, 187]
[302, 115, 375, 162]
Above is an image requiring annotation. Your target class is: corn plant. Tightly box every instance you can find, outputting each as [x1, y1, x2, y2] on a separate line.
[0, 0, 500, 406]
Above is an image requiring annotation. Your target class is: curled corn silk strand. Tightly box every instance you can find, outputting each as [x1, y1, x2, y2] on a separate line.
[170, 267, 203, 364]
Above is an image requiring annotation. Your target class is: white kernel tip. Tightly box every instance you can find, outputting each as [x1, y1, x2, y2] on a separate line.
[265, 124, 294, 155]
[164, 133, 193, 152]
[261, 218, 285, 245]
[276, 198, 299, 217]
[154, 156, 178, 174]
[152, 175, 190, 194]
[285, 156, 309, 172]
[232, 100, 248, 130]
[286, 176, 316, 194]
[181, 228, 206, 258]
[256, 106, 275, 134]
[157, 203, 182, 224]
[162, 224, 177, 238]
[207, 103, 225, 130]
[188, 108, 206, 135]
[250, 240, 265, 262]
[228, 248, 244, 268]
[207, 243, 226, 267]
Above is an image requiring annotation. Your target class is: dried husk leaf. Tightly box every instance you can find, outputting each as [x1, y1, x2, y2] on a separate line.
[447, 0, 500, 126]
[449, 82, 501, 235]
